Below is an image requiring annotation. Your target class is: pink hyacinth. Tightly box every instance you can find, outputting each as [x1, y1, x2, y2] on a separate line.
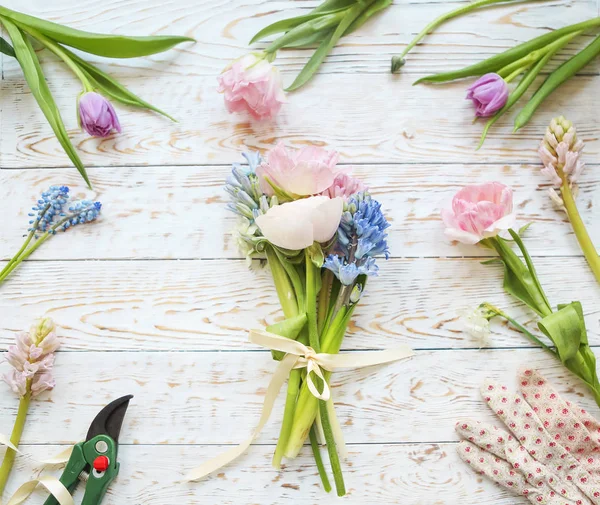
[466, 73, 509, 117]
[257, 143, 340, 197]
[322, 172, 367, 200]
[218, 53, 286, 121]
[3, 318, 60, 398]
[441, 182, 516, 245]
[78, 92, 121, 137]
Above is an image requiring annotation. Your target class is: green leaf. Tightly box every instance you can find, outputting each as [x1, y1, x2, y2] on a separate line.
[343, 0, 392, 36]
[61, 46, 175, 120]
[250, 11, 344, 44]
[0, 35, 15, 57]
[0, 6, 194, 58]
[286, 1, 366, 92]
[2, 18, 91, 188]
[267, 313, 308, 361]
[538, 303, 583, 362]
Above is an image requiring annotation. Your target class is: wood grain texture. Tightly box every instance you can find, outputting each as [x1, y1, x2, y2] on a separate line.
[1, 164, 600, 260]
[0, 349, 597, 445]
[3, 444, 516, 505]
[0, 258, 598, 351]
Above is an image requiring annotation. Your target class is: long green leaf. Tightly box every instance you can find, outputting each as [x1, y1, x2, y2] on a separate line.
[286, 1, 369, 92]
[0, 35, 15, 57]
[60, 46, 175, 120]
[344, 0, 392, 36]
[1, 18, 91, 188]
[415, 17, 600, 84]
[0, 6, 194, 58]
[250, 11, 343, 44]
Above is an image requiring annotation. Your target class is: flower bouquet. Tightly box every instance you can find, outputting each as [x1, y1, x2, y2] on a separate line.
[186, 144, 413, 495]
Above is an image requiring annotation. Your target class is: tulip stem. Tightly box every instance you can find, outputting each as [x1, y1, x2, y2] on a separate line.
[560, 183, 600, 284]
[22, 25, 94, 91]
[0, 393, 31, 498]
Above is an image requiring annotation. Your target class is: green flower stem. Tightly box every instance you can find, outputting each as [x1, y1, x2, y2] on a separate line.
[305, 250, 321, 352]
[486, 236, 553, 318]
[317, 269, 333, 336]
[319, 399, 345, 496]
[391, 0, 516, 72]
[274, 248, 305, 313]
[0, 393, 31, 498]
[272, 368, 301, 469]
[0, 232, 52, 284]
[481, 302, 555, 353]
[560, 183, 600, 284]
[266, 247, 298, 319]
[309, 425, 332, 493]
[22, 26, 94, 92]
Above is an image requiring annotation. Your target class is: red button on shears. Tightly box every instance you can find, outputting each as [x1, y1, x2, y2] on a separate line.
[93, 455, 110, 472]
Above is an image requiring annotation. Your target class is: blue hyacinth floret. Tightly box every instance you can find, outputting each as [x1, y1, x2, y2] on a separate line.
[225, 151, 277, 259]
[324, 192, 390, 286]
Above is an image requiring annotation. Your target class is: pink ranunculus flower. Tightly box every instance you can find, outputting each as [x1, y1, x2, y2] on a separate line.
[441, 182, 516, 245]
[466, 73, 509, 117]
[78, 92, 121, 137]
[217, 53, 286, 121]
[257, 143, 339, 197]
[322, 172, 366, 200]
[255, 196, 343, 250]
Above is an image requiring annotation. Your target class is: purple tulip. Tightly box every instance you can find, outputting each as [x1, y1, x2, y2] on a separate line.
[466, 73, 509, 117]
[78, 92, 121, 137]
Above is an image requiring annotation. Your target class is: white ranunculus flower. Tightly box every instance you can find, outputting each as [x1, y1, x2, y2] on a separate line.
[255, 196, 343, 250]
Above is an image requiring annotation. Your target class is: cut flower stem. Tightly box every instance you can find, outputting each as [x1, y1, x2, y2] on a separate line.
[0, 392, 31, 498]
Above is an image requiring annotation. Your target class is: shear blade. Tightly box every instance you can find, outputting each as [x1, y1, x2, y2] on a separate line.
[86, 395, 133, 443]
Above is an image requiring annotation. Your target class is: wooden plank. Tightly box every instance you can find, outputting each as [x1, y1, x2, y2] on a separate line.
[4, 443, 519, 505]
[1, 164, 599, 260]
[1, 73, 598, 168]
[0, 349, 597, 447]
[0, 258, 598, 351]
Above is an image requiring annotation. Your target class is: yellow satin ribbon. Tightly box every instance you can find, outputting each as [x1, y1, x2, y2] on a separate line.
[0, 438, 74, 505]
[185, 329, 414, 481]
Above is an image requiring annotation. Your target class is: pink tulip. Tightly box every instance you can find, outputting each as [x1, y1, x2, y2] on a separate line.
[442, 182, 516, 245]
[322, 172, 366, 200]
[255, 196, 343, 250]
[257, 143, 339, 197]
[218, 54, 286, 121]
[78, 92, 121, 137]
[466, 73, 508, 117]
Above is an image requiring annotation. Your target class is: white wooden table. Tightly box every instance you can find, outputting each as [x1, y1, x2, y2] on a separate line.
[1, 1, 599, 503]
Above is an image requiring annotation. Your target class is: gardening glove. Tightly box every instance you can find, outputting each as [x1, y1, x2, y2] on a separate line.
[456, 370, 600, 504]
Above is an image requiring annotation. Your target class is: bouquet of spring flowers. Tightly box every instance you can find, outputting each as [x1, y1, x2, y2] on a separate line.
[186, 144, 413, 495]
[442, 182, 600, 406]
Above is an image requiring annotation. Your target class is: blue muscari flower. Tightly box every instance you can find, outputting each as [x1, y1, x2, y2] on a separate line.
[29, 186, 70, 233]
[62, 200, 102, 231]
[324, 191, 389, 286]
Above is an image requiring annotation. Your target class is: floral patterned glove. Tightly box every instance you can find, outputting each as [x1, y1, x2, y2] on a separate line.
[456, 369, 600, 504]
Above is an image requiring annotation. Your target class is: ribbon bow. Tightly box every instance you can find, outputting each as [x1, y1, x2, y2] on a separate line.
[185, 329, 414, 482]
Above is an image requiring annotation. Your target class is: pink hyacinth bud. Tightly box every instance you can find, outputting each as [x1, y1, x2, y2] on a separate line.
[441, 182, 516, 245]
[3, 318, 60, 398]
[466, 73, 509, 117]
[322, 172, 367, 200]
[217, 53, 286, 121]
[78, 92, 122, 137]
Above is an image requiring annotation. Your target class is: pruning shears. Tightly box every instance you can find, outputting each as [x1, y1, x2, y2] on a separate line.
[43, 395, 133, 505]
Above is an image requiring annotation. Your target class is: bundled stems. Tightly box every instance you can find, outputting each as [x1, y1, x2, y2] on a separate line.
[0, 392, 31, 497]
